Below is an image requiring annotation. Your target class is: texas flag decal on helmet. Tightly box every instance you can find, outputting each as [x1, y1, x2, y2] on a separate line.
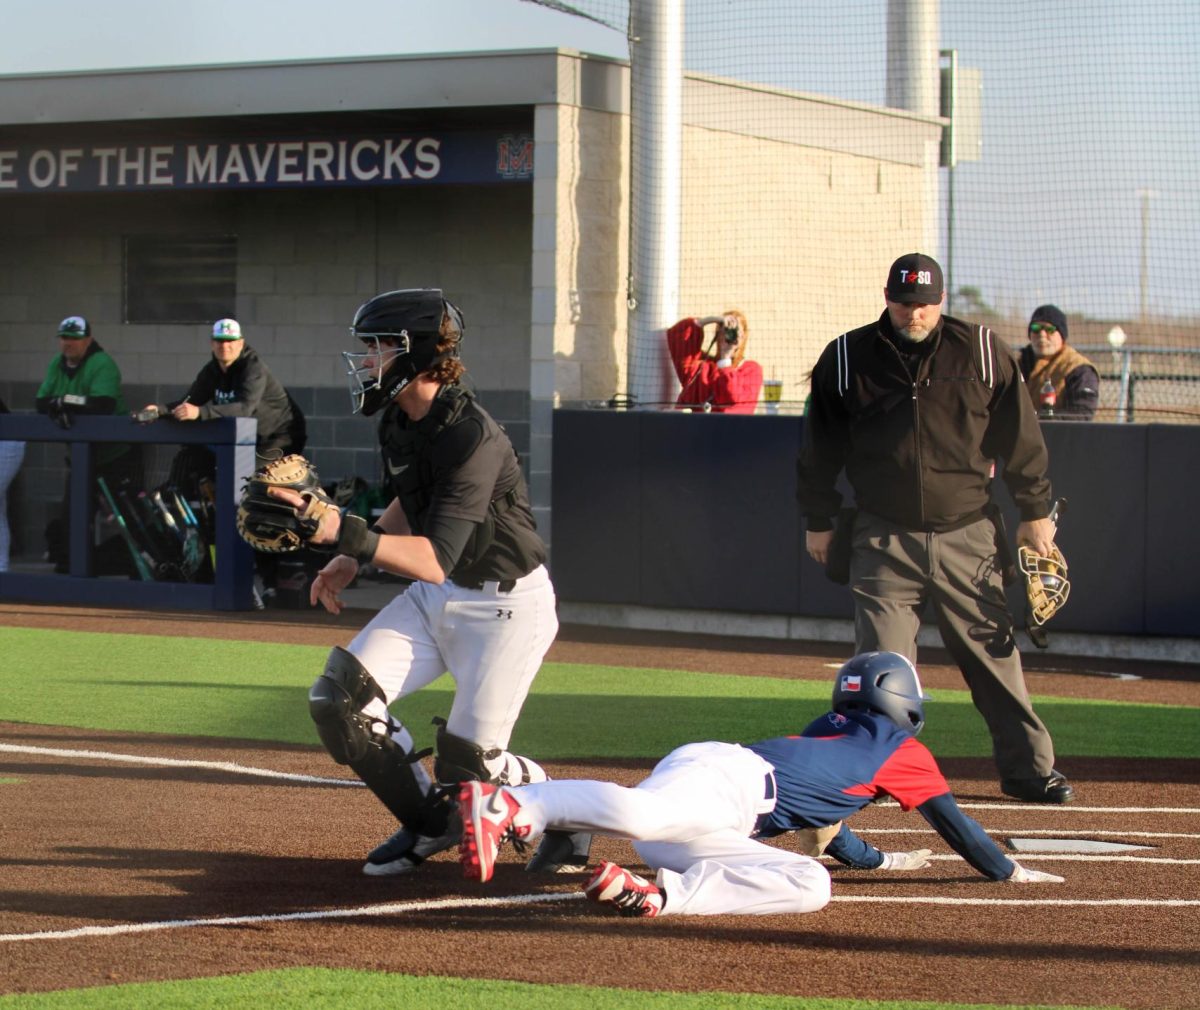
[841, 674, 862, 693]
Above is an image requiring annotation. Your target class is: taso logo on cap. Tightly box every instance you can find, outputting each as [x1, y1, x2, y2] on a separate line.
[886, 253, 944, 305]
[841, 674, 862, 693]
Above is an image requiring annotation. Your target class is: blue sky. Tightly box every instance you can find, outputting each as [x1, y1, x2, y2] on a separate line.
[3, 0, 1197, 320]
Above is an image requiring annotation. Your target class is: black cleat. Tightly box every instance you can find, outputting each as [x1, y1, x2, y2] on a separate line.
[1000, 769, 1074, 804]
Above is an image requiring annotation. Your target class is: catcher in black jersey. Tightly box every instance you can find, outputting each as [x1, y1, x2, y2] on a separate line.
[275, 289, 585, 877]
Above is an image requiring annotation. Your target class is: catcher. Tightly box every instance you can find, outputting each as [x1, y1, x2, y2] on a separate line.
[238, 289, 586, 878]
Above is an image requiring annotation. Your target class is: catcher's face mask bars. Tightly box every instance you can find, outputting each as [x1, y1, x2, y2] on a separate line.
[342, 332, 409, 414]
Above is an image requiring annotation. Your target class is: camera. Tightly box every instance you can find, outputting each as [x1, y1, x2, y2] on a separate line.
[722, 323, 739, 343]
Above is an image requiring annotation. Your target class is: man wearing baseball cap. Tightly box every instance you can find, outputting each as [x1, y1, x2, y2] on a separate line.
[141, 317, 305, 466]
[798, 253, 1073, 805]
[1019, 305, 1100, 420]
[36, 315, 141, 571]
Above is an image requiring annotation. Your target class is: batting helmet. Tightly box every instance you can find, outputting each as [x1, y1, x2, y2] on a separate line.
[343, 288, 464, 415]
[831, 651, 928, 736]
[57, 315, 91, 339]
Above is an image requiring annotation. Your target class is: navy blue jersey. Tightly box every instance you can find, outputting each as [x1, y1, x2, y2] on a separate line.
[749, 710, 949, 834]
[749, 710, 1013, 879]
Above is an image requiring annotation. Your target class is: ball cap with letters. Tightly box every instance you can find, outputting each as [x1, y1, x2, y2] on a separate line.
[885, 253, 944, 305]
[56, 315, 91, 339]
[211, 318, 243, 340]
[1029, 304, 1069, 340]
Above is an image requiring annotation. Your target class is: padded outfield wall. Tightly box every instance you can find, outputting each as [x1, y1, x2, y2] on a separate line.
[550, 410, 1199, 639]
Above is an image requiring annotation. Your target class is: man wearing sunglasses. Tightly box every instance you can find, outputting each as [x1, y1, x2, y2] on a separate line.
[1018, 305, 1100, 420]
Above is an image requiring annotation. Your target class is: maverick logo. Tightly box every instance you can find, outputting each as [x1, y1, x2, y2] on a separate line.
[496, 135, 533, 179]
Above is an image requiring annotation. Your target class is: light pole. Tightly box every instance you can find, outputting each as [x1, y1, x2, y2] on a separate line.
[1138, 189, 1156, 322]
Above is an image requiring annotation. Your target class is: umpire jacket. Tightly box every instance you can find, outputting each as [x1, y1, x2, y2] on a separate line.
[798, 311, 1051, 533]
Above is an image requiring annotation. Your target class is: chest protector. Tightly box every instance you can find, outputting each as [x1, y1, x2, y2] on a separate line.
[379, 385, 473, 529]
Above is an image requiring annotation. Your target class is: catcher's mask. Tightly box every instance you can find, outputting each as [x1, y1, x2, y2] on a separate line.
[343, 288, 464, 416]
[1018, 545, 1071, 626]
[831, 651, 928, 737]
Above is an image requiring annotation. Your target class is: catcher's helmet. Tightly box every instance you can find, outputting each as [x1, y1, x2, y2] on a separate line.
[57, 315, 91, 339]
[832, 651, 928, 736]
[343, 288, 464, 415]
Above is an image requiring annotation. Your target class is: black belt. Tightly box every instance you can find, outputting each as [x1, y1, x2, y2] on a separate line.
[455, 577, 517, 593]
[753, 771, 777, 835]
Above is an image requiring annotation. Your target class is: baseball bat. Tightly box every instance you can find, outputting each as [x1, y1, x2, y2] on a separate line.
[97, 477, 156, 582]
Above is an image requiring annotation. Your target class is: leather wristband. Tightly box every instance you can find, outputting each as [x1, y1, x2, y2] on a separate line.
[335, 513, 381, 564]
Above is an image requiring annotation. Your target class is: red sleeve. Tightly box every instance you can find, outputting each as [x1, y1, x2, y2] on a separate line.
[667, 319, 704, 385]
[713, 360, 764, 413]
[872, 737, 950, 810]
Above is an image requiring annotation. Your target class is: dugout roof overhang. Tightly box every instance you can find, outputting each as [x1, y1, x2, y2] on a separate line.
[0, 49, 629, 129]
[0, 49, 941, 166]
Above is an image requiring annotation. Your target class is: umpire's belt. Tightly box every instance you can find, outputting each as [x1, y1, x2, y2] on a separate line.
[453, 577, 517, 593]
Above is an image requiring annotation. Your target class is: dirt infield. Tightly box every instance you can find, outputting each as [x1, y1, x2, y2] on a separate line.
[2, 602, 1199, 1008]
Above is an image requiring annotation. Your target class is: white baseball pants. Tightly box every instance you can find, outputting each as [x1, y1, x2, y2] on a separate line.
[514, 741, 831, 916]
[349, 564, 558, 782]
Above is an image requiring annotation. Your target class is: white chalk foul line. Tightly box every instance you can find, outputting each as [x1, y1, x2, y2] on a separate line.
[0, 743, 361, 788]
[920, 853, 1200, 865]
[3, 889, 1196, 944]
[831, 895, 1200, 907]
[0, 892, 583, 944]
[859, 828, 1200, 839]
[927, 800, 1199, 815]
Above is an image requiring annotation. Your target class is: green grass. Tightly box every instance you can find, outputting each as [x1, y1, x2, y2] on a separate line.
[0, 627, 1195, 760]
[0, 968, 1128, 1010]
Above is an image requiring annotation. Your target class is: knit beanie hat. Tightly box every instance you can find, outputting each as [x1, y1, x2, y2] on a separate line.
[1029, 304, 1068, 340]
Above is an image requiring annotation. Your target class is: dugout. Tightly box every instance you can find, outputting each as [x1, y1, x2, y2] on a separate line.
[0, 49, 942, 608]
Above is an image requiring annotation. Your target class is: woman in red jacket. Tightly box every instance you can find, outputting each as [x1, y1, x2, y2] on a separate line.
[667, 311, 763, 414]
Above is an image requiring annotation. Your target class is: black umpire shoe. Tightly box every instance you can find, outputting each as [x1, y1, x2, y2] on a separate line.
[1000, 769, 1074, 804]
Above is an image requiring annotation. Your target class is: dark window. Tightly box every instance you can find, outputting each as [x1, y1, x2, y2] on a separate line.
[123, 235, 237, 324]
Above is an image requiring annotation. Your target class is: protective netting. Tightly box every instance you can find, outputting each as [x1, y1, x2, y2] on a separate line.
[524, 0, 1200, 421]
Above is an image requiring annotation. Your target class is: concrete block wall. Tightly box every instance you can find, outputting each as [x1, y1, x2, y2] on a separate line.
[677, 126, 928, 407]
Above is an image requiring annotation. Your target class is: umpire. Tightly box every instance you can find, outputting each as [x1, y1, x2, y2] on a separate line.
[798, 253, 1072, 805]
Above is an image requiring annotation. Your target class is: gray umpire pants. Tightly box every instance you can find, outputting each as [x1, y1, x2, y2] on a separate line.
[849, 511, 1056, 781]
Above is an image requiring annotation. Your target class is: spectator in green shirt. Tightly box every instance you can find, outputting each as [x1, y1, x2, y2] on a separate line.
[36, 316, 141, 571]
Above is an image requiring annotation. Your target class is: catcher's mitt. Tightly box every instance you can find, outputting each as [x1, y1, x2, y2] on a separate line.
[236, 454, 339, 553]
[1018, 544, 1070, 627]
